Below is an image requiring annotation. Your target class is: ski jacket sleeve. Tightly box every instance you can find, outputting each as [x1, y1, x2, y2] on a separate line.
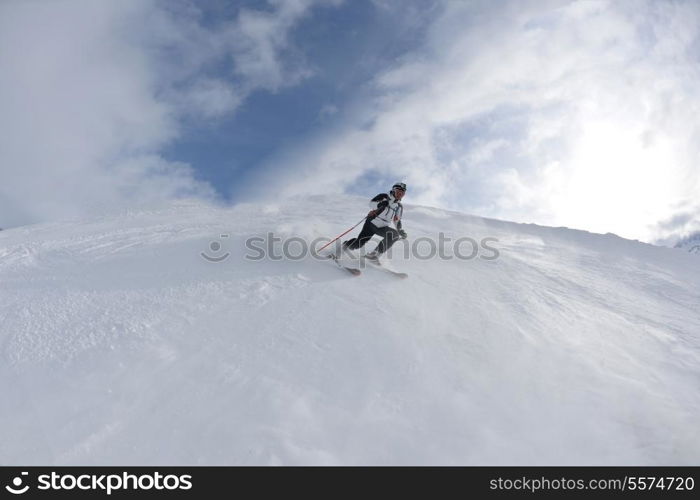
[369, 193, 390, 211]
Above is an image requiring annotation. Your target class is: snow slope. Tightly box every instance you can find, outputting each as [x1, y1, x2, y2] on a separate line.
[1, 196, 699, 465]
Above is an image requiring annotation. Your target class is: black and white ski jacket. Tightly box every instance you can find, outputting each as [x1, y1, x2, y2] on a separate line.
[369, 193, 403, 229]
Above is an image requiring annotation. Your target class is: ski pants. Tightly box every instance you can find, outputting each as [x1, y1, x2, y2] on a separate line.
[344, 220, 400, 255]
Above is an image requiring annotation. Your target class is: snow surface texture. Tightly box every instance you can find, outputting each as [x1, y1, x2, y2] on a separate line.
[1, 196, 699, 465]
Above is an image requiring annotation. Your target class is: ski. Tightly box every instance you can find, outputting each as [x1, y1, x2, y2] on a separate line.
[326, 254, 361, 276]
[362, 257, 408, 279]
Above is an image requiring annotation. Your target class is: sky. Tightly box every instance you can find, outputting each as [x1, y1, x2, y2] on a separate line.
[1, 0, 699, 244]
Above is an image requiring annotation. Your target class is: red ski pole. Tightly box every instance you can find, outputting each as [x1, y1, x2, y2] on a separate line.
[317, 216, 367, 253]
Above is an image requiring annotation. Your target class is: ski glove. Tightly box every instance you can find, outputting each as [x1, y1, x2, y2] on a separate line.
[398, 229, 407, 239]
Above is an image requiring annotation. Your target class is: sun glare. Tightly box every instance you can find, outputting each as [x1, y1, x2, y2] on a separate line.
[554, 120, 678, 240]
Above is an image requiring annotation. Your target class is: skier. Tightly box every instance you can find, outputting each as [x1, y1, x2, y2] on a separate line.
[341, 182, 408, 262]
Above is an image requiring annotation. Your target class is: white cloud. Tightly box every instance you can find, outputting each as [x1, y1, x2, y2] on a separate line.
[230, 0, 328, 90]
[651, 201, 700, 247]
[0, 0, 185, 226]
[173, 78, 244, 119]
[318, 104, 339, 121]
[145, 0, 339, 112]
[0, 0, 333, 228]
[253, 0, 700, 243]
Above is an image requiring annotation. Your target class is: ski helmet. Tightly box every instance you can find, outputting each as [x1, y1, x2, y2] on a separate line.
[392, 182, 407, 192]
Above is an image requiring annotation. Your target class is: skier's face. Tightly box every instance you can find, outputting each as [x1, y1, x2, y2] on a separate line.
[394, 188, 405, 199]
